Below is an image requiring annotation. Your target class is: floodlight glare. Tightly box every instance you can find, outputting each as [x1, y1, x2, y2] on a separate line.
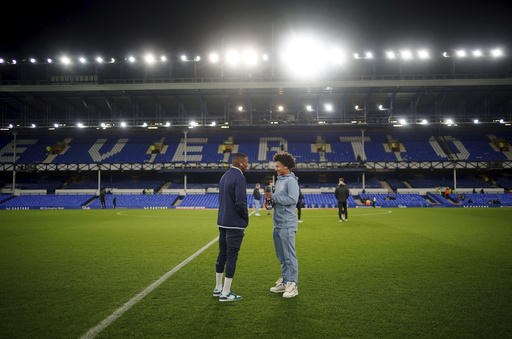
[473, 119, 479, 124]
[455, 50, 466, 57]
[160, 56, 167, 62]
[262, 54, 269, 61]
[281, 36, 325, 77]
[96, 57, 104, 63]
[399, 119, 407, 125]
[211, 122, 216, 126]
[54, 123, 59, 128]
[181, 55, 187, 61]
[31, 123, 36, 128]
[278, 105, 284, 111]
[306, 105, 313, 112]
[128, 56, 136, 63]
[365, 52, 373, 59]
[209, 53, 219, 63]
[120, 122, 127, 127]
[491, 48, 503, 57]
[420, 119, 428, 125]
[446, 119, 454, 125]
[327, 48, 344, 64]
[401, 50, 413, 60]
[61, 56, 71, 65]
[79, 57, 86, 63]
[386, 51, 396, 59]
[238, 106, 243, 111]
[243, 50, 257, 65]
[226, 50, 240, 65]
[165, 122, 171, 127]
[0, 58, 4, 64]
[325, 104, 333, 111]
[145, 54, 156, 64]
[77, 123, 85, 128]
[472, 50, 483, 57]
[30, 58, 36, 64]
[418, 50, 429, 59]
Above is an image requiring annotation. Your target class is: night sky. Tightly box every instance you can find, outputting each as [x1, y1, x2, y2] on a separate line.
[2, 0, 512, 58]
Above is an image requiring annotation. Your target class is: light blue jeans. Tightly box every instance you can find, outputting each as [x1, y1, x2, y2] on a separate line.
[255, 200, 260, 214]
[272, 227, 298, 284]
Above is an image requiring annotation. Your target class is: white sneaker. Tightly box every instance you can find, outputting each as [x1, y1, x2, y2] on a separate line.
[339, 219, 342, 222]
[341, 216, 346, 221]
[298, 219, 303, 223]
[270, 277, 286, 293]
[283, 282, 298, 298]
[255, 213, 261, 216]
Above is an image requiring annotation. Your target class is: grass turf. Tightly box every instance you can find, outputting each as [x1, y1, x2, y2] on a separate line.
[0, 208, 511, 338]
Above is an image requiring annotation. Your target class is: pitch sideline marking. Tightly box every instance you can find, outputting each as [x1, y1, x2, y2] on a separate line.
[79, 236, 219, 339]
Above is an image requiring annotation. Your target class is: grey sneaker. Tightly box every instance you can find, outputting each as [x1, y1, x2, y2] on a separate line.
[270, 277, 286, 293]
[283, 282, 298, 298]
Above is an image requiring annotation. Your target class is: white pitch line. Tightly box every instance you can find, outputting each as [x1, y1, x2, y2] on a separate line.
[79, 236, 219, 339]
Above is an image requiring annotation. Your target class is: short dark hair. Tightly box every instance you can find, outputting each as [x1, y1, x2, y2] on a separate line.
[232, 152, 247, 166]
[273, 152, 296, 169]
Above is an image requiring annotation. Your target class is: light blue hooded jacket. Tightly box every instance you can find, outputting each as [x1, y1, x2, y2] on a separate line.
[271, 172, 299, 230]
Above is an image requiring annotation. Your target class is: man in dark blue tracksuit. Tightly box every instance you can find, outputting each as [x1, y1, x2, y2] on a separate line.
[214, 153, 249, 302]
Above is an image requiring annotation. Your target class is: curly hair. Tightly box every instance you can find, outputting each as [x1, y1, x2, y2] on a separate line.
[273, 152, 296, 169]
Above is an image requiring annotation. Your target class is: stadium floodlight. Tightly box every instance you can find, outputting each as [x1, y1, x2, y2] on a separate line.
[31, 123, 36, 128]
[144, 54, 156, 64]
[47, 58, 53, 63]
[499, 118, 505, 124]
[142, 122, 148, 127]
[8, 124, 13, 128]
[96, 57, 104, 63]
[420, 119, 428, 125]
[401, 50, 413, 60]
[306, 105, 313, 112]
[418, 50, 429, 59]
[325, 104, 333, 111]
[189, 121, 198, 127]
[54, 123, 59, 128]
[0, 58, 4, 64]
[281, 36, 325, 77]
[101, 123, 106, 128]
[386, 51, 396, 59]
[77, 122, 85, 128]
[61, 56, 71, 65]
[79, 57, 86, 63]
[160, 56, 167, 62]
[442, 52, 449, 57]
[30, 58, 36, 64]
[128, 56, 136, 63]
[278, 105, 284, 111]
[472, 50, 483, 57]
[399, 119, 407, 125]
[445, 119, 454, 125]
[243, 50, 258, 65]
[120, 122, 127, 128]
[365, 52, 373, 59]
[226, 50, 240, 65]
[473, 119, 479, 124]
[491, 48, 503, 57]
[165, 122, 171, 127]
[209, 52, 220, 63]
[238, 106, 243, 111]
[181, 55, 187, 61]
[262, 54, 269, 61]
[455, 50, 466, 58]
[210, 121, 216, 126]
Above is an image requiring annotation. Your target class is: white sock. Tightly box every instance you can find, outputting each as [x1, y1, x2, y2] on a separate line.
[215, 273, 223, 290]
[222, 277, 233, 295]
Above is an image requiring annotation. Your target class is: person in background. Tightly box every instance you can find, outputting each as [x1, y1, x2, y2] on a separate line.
[99, 190, 107, 209]
[269, 152, 300, 298]
[335, 178, 350, 222]
[296, 188, 304, 223]
[214, 153, 249, 302]
[253, 183, 261, 216]
[265, 181, 275, 215]
[113, 196, 117, 209]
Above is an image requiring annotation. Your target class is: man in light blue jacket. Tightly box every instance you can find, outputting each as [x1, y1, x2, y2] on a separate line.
[269, 152, 300, 298]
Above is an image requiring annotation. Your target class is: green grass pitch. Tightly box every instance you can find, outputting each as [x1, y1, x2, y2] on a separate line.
[1, 208, 511, 338]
